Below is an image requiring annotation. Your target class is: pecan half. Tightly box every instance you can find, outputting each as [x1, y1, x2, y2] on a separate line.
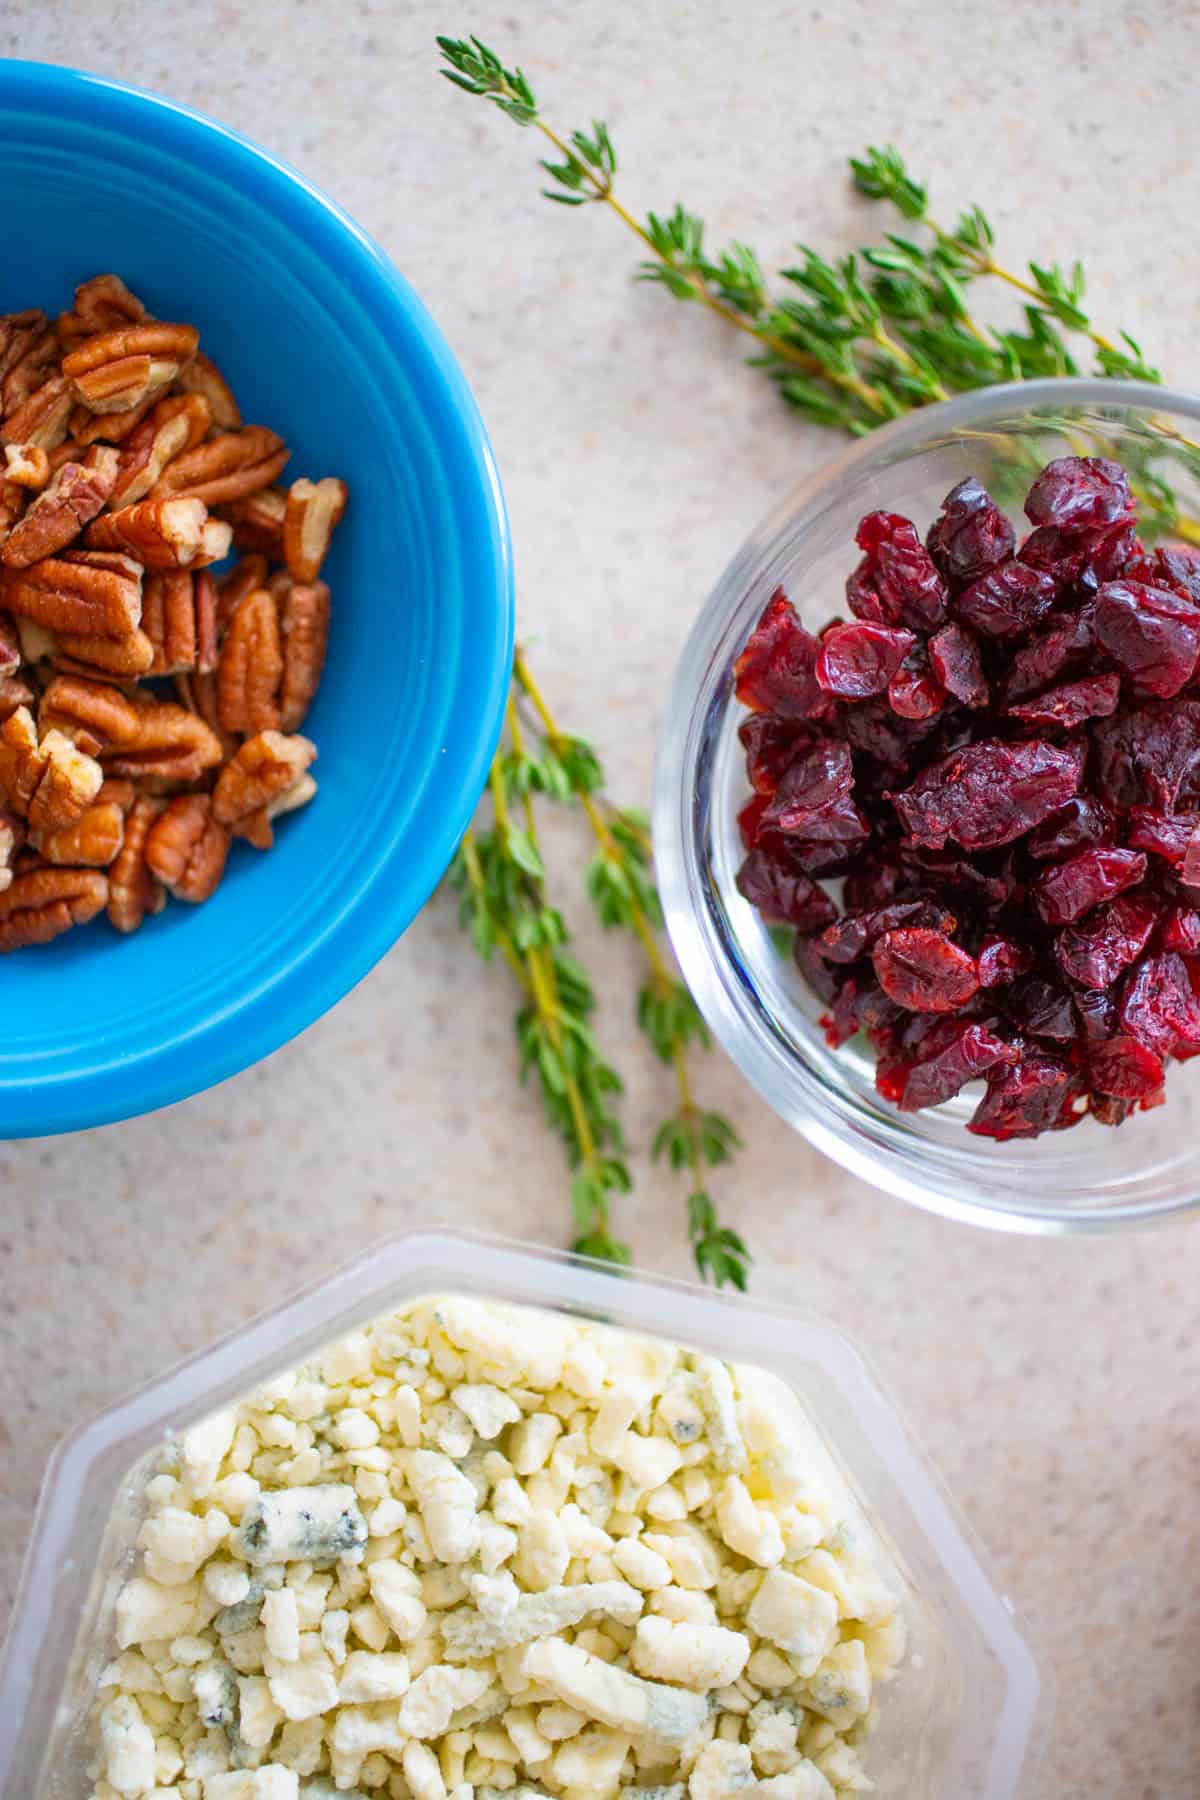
[54, 628, 156, 681]
[85, 495, 210, 570]
[193, 516, 234, 568]
[1, 446, 120, 568]
[152, 425, 289, 506]
[3, 375, 74, 450]
[0, 864, 109, 951]
[0, 311, 49, 386]
[0, 613, 18, 676]
[144, 793, 229, 903]
[0, 675, 34, 721]
[107, 792, 165, 933]
[213, 730, 317, 848]
[39, 674, 141, 756]
[175, 350, 241, 431]
[0, 481, 26, 548]
[142, 570, 218, 676]
[218, 587, 283, 734]
[278, 579, 331, 732]
[283, 477, 348, 583]
[34, 778, 129, 867]
[0, 548, 142, 638]
[216, 554, 268, 632]
[4, 444, 51, 490]
[225, 486, 286, 556]
[110, 393, 211, 508]
[62, 322, 199, 414]
[0, 706, 103, 833]
[56, 275, 147, 347]
[103, 697, 224, 784]
[0, 316, 58, 415]
[70, 392, 157, 447]
[173, 670, 226, 740]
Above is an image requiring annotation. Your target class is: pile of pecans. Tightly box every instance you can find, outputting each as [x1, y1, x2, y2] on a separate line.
[0, 274, 347, 951]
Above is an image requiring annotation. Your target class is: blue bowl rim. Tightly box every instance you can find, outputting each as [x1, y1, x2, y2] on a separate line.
[0, 61, 514, 1137]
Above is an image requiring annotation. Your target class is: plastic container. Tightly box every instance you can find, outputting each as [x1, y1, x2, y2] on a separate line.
[0, 1230, 1044, 1798]
[0, 63, 513, 1136]
[654, 378, 1200, 1232]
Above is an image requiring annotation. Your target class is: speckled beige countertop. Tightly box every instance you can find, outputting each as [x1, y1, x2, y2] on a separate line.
[1, 2, 1199, 1794]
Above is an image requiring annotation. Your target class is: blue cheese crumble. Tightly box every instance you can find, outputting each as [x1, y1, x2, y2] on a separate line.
[88, 1297, 907, 1799]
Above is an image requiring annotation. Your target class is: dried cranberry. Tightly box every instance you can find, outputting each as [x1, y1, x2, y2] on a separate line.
[1092, 701, 1200, 810]
[899, 1020, 1015, 1112]
[854, 980, 906, 1040]
[850, 511, 949, 631]
[1020, 521, 1135, 590]
[898, 843, 1018, 913]
[977, 934, 1034, 987]
[823, 976, 862, 1048]
[1033, 847, 1146, 925]
[1119, 951, 1200, 1055]
[872, 927, 979, 1013]
[843, 859, 906, 911]
[887, 662, 946, 720]
[739, 713, 813, 796]
[736, 850, 838, 931]
[735, 590, 832, 721]
[841, 698, 941, 771]
[1090, 1092, 1131, 1126]
[794, 932, 841, 1005]
[1007, 672, 1121, 731]
[1126, 808, 1195, 865]
[1006, 976, 1077, 1041]
[925, 623, 985, 709]
[1026, 796, 1113, 864]
[926, 477, 1016, 589]
[892, 738, 1080, 852]
[815, 622, 916, 698]
[1002, 617, 1080, 702]
[763, 740, 853, 831]
[1024, 456, 1134, 532]
[1074, 986, 1119, 1041]
[814, 899, 956, 965]
[1153, 545, 1200, 604]
[968, 1046, 1080, 1139]
[954, 559, 1058, 641]
[738, 794, 772, 850]
[1055, 893, 1158, 989]
[1087, 1035, 1165, 1100]
[1094, 580, 1200, 697]
[1161, 906, 1200, 954]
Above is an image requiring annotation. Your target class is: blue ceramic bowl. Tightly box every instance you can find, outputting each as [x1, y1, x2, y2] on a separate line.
[0, 64, 513, 1138]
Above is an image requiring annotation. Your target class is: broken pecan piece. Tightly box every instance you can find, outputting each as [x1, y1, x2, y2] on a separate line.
[107, 792, 165, 933]
[218, 586, 283, 734]
[142, 570, 218, 676]
[0, 548, 142, 638]
[0, 706, 103, 833]
[225, 486, 286, 556]
[0, 315, 58, 415]
[103, 697, 224, 784]
[70, 392, 158, 447]
[62, 322, 199, 414]
[39, 674, 142, 757]
[33, 778, 130, 867]
[278, 579, 331, 732]
[110, 392, 211, 507]
[0, 864, 109, 951]
[3, 375, 74, 451]
[144, 793, 229, 903]
[56, 275, 147, 347]
[175, 350, 241, 431]
[152, 424, 289, 506]
[0, 311, 50, 386]
[0, 675, 34, 721]
[1, 447, 120, 568]
[0, 481, 27, 549]
[0, 808, 18, 894]
[84, 494, 214, 570]
[4, 444, 51, 490]
[0, 613, 18, 676]
[283, 477, 348, 583]
[213, 730, 317, 848]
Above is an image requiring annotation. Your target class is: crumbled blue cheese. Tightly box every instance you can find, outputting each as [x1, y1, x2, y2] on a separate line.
[89, 1296, 907, 1800]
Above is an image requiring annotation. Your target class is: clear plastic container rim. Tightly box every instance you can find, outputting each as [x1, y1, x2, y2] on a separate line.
[653, 377, 1200, 1235]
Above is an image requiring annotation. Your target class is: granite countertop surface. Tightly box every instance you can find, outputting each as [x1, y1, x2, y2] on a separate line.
[2, 2, 1198, 1795]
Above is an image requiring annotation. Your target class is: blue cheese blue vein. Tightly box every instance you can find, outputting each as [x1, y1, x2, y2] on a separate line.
[233, 1484, 366, 1566]
[521, 1637, 708, 1745]
[441, 1577, 644, 1659]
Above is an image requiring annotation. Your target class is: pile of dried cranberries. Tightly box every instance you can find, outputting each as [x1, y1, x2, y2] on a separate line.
[734, 455, 1200, 1139]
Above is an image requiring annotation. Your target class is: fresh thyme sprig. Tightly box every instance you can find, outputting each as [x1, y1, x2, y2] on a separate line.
[438, 35, 1200, 539]
[512, 649, 751, 1291]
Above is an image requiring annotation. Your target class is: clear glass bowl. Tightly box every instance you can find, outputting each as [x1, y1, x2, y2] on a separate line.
[0, 1231, 1045, 1799]
[655, 379, 1200, 1233]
